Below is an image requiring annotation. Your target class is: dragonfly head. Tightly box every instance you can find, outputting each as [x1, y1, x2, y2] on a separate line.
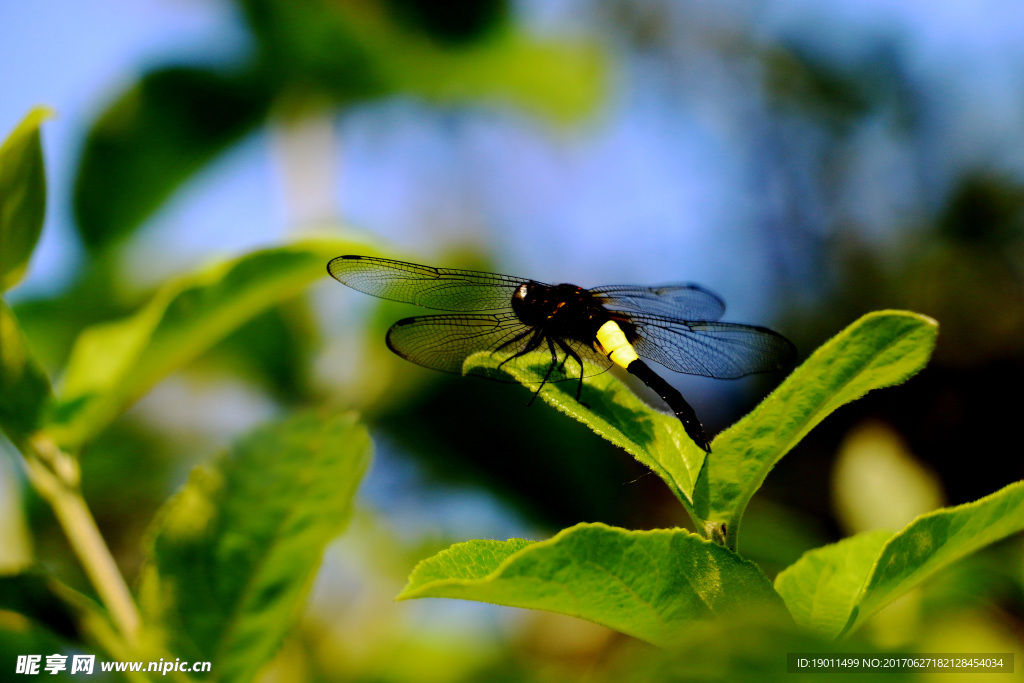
[511, 281, 547, 325]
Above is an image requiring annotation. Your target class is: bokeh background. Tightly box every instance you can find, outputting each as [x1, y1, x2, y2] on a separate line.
[2, 0, 1023, 679]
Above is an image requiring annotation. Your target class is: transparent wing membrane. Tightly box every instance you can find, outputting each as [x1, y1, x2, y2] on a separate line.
[328, 255, 533, 311]
[329, 255, 795, 383]
[629, 317, 797, 378]
[592, 283, 726, 321]
[386, 313, 612, 384]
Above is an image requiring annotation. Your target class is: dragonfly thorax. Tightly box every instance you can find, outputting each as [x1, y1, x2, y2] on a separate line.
[511, 282, 606, 337]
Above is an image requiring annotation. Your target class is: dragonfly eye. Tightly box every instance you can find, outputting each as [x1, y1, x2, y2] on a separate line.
[514, 283, 529, 301]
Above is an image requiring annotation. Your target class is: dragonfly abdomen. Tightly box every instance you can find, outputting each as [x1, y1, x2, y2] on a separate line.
[626, 359, 712, 453]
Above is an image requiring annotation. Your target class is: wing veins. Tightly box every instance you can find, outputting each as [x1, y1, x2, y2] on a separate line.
[628, 314, 795, 378]
[328, 256, 541, 311]
[385, 313, 610, 382]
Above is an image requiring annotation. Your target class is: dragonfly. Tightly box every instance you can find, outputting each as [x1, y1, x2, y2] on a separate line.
[327, 255, 796, 452]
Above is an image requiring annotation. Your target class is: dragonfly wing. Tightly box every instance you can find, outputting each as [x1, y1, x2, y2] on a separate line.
[629, 315, 796, 378]
[328, 255, 534, 311]
[386, 313, 611, 383]
[591, 284, 726, 321]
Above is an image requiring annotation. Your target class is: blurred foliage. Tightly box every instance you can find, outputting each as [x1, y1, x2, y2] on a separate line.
[0, 111, 53, 448]
[0, 300, 53, 449]
[0, 107, 50, 291]
[0, 572, 84, 642]
[203, 302, 318, 405]
[51, 237, 377, 451]
[762, 43, 916, 135]
[831, 420, 944, 535]
[383, 0, 507, 45]
[731, 498, 827, 579]
[140, 412, 371, 682]
[74, 66, 274, 251]
[73, 0, 604, 253]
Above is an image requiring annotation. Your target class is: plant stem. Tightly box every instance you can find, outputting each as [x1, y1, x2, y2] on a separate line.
[25, 435, 140, 646]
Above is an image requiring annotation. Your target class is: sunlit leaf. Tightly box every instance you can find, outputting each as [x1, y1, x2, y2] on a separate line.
[0, 299, 53, 448]
[48, 236, 380, 450]
[140, 411, 373, 681]
[73, 67, 273, 251]
[699, 311, 938, 549]
[398, 522, 783, 647]
[849, 480, 1024, 636]
[0, 107, 51, 291]
[774, 530, 892, 637]
[776, 481, 1024, 639]
[464, 353, 706, 513]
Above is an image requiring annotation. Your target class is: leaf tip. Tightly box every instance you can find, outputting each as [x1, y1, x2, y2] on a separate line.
[3, 106, 55, 144]
[26, 106, 57, 125]
[863, 309, 939, 330]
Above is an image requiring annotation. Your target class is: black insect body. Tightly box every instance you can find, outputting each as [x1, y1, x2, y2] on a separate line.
[328, 255, 796, 453]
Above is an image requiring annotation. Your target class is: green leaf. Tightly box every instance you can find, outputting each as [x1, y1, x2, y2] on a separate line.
[397, 522, 783, 647]
[0, 298, 53, 447]
[774, 529, 892, 637]
[47, 236, 378, 450]
[699, 311, 938, 548]
[0, 107, 51, 291]
[140, 411, 373, 682]
[73, 67, 273, 251]
[463, 353, 706, 512]
[850, 480, 1024, 636]
[776, 481, 1024, 639]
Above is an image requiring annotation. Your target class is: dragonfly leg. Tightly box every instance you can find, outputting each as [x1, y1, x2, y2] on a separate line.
[496, 328, 542, 369]
[527, 337, 560, 406]
[493, 326, 536, 361]
[555, 339, 587, 404]
[557, 345, 571, 372]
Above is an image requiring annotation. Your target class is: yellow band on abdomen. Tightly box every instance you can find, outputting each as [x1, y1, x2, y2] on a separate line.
[596, 320, 639, 369]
